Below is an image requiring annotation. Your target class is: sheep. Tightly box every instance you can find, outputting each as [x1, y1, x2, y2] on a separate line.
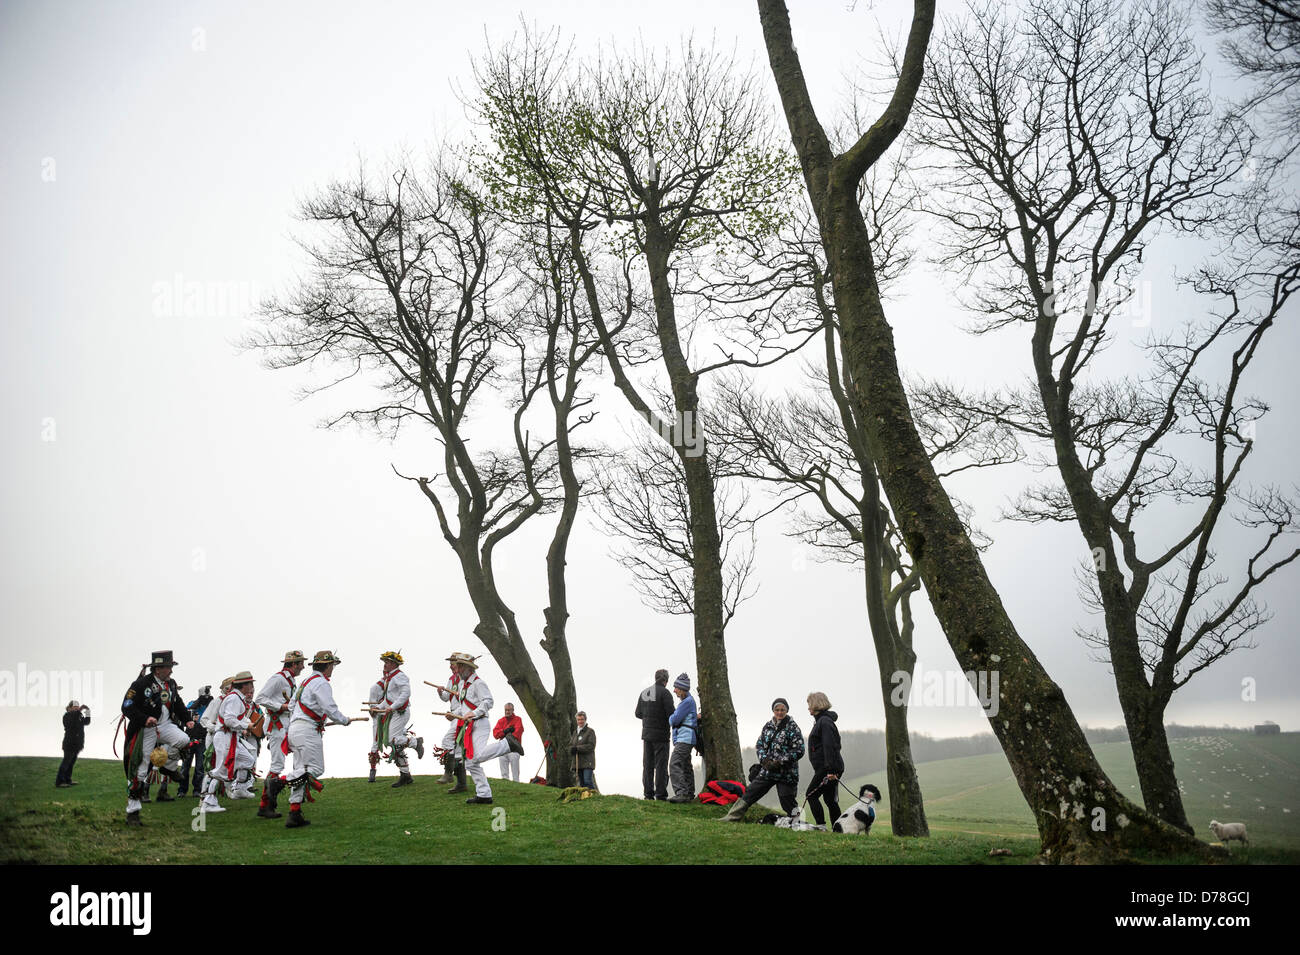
[1208, 820, 1248, 846]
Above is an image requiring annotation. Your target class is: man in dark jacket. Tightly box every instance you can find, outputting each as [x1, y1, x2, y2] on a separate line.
[635, 669, 675, 800]
[55, 700, 90, 787]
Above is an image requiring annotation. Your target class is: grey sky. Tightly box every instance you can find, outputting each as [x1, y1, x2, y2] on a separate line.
[2, 0, 1297, 797]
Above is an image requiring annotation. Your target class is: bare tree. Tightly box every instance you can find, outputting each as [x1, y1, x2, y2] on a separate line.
[593, 422, 761, 629]
[911, 0, 1299, 835]
[1206, 0, 1300, 160]
[251, 158, 602, 786]
[473, 31, 812, 780]
[757, 0, 1211, 860]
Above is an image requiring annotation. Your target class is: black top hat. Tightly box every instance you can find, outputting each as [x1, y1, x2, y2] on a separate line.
[149, 650, 178, 668]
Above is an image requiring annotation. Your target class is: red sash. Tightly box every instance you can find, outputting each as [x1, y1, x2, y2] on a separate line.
[297, 674, 326, 726]
[222, 734, 238, 779]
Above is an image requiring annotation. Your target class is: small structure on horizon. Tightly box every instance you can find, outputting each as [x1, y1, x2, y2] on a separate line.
[1254, 721, 1281, 735]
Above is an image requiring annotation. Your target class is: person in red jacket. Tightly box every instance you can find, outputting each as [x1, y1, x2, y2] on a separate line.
[492, 702, 525, 782]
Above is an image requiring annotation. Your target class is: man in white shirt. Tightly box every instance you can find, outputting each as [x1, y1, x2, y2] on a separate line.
[434, 657, 466, 788]
[255, 650, 305, 818]
[369, 650, 423, 788]
[446, 653, 521, 805]
[200, 671, 257, 814]
[285, 650, 351, 828]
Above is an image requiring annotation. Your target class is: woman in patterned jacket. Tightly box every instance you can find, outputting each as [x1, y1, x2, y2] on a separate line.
[720, 698, 804, 821]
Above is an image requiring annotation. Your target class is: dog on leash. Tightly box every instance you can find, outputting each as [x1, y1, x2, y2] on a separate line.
[832, 783, 881, 834]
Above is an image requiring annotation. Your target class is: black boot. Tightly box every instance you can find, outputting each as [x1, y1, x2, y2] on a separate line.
[156, 783, 173, 802]
[448, 761, 467, 794]
[368, 767, 376, 783]
[257, 785, 281, 819]
[285, 809, 310, 828]
[126, 810, 143, 827]
[392, 773, 413, 788]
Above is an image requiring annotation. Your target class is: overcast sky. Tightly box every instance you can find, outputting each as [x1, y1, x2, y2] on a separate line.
[2, 0, 1297, 797]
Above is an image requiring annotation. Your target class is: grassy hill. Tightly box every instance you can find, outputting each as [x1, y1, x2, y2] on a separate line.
[0, 756, 1038, 865]
[825, 733, 1300, 854]
[3, 735, 1296, 864]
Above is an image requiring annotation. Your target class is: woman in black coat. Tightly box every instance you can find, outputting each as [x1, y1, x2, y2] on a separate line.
[805, 691, 843, 829]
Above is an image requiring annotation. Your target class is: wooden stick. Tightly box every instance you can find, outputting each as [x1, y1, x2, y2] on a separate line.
[423, 680, 445, 689]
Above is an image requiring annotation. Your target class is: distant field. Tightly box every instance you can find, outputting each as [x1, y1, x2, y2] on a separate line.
[3, 735, 1296, 864]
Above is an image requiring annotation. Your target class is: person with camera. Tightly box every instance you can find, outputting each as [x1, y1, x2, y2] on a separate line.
[493, 702, 525, 782]
[55, 700, 90, 788]
[720, 698, 804, 822]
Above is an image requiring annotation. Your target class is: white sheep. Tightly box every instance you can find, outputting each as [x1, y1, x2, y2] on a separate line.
[1208, 820, 1248, 846]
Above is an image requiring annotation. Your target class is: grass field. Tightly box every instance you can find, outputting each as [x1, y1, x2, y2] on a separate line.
[810, 733, 1300, 861]
[3, 733, 1296, 864]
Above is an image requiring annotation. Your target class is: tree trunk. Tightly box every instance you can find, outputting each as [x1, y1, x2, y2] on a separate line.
[877, 642, 929, 836]
[643, 231, 743, 782]
[758, 0, 1207, 860]
[858, 478, 929, 835]
[457, 542, 579, 788]
[1121, 684, 1191, 835]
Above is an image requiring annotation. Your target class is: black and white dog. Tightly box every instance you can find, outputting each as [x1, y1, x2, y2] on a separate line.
[832, 784, 881, 834]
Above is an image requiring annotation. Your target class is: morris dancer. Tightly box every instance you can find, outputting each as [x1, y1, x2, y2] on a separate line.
[434, 655, 466, 789]
[201, 671, 257, 814]
[366, 677, 384, 783]
[121, 650, 194, 827]
[285, 650, 351, 828]
[445, 652, 521, 805]
[369, 650, 423, 787]
[255, 650, 305, 818]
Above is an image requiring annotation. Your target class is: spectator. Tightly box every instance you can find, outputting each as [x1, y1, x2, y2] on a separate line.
[635, 669, 675, 800]
[55, 700, 90, 788]
[571, 711, 597, 789]
[179, 686, 213, 796]
[720, 698, 804, 821]
[493, 702, 525, 782]
[667, 673, 698, 803]
[804, 691, 843, 830]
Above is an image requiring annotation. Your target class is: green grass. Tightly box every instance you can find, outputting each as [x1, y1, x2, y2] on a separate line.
[5, 735, 1296, 864]
[0, 757, 1035, 865]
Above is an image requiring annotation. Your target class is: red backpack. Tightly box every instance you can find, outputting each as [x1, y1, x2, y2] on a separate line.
[697, 779, 745, 805]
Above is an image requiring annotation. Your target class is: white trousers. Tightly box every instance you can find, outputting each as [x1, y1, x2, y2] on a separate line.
[213, 727, 256, 783]
[498, 752, 520, 781]
[126, 719, 189, 812]
[287, 722, 325, 807]
[265, 721, 292, 777]
[466, 720, 510, 797]
[374, 707, 415, 769]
